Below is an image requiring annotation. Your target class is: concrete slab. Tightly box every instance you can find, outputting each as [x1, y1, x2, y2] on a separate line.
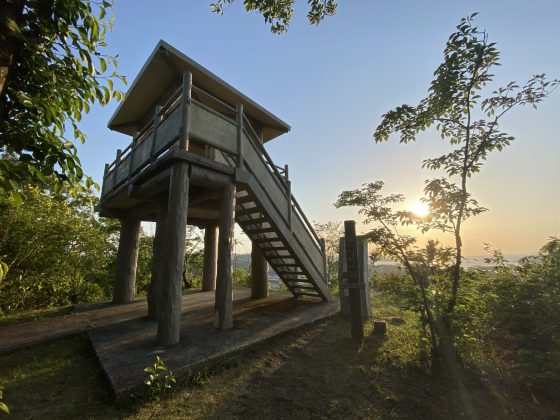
[88, 287, 339, 395]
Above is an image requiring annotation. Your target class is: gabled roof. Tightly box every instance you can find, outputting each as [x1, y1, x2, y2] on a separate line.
[108, 40, 291, 142]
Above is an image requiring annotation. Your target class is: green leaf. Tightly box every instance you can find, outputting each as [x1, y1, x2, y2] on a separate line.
[0, 401, 9, 414]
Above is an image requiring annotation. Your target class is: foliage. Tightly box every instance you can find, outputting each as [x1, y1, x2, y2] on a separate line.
[232, 266, 251, 287]
[182, 226, 204, 289]
[136, 235, 154, 295]
[144, 355, 176, 395]
[314, 220, 342, 289]
[0, 0, 125, 202]
[0, 384, 8, 414]
[0, 184, 119, 315]
[373, 13, 558, 312]
[480, 238, 560, 397]
[337, 15, 558, 355]
[335, 181, 446, 350]
[210, 0, 337, 33]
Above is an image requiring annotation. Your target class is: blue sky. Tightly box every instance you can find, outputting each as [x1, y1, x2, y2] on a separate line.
[79, 0, 560, 256]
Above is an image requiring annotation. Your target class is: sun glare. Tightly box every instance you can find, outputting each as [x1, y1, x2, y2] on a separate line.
[410, 202, 429, 218]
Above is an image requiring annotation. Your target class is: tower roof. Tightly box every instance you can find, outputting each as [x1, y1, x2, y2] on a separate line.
[108, 40, 291, 142]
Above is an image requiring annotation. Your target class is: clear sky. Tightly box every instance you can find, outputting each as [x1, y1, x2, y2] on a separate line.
[78, 0, 560, 256]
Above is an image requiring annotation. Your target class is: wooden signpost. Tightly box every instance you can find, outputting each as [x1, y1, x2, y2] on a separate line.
[344, 220, 365, 340]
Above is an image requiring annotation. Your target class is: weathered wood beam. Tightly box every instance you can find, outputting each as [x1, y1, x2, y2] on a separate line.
[215, 183, 236, 330]
[190, 189, 220, 206]
[127, 166, 172, 200]
[157, 162, 190, 346]
[114, 217, 141, 303]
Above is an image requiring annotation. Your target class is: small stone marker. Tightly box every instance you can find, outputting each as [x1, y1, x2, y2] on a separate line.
[373, 320, 387, 336]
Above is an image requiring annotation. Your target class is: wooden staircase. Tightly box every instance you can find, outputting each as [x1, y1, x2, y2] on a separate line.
[235, 188, 331, 301]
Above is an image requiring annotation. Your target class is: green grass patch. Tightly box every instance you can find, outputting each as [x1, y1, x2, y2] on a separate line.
[0, 296, 557, 419]
[0, 305, 74, 327]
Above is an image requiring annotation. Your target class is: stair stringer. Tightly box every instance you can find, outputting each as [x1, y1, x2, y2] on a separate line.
[235, 174, 333, 302]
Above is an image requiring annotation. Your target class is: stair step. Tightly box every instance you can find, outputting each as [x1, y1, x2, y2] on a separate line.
[253, 237, 281, 243]
[261, 246, 288, 252]
[237, 208, 262, 217]
[267, 255, 294, 260]
[286, 279, 312, 285]
[245, 227, 276, 234]
[284, 274, 309, 279]
[236, 195, 255, 206]
[277, 268, 303, 274]
[238, 216, 268, 225]
[292, 285, 316, 291]
[296, 292, 321, 298]
[273, 263, 299, 267]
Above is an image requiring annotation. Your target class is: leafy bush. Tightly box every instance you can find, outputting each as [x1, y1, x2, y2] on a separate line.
[483, 238, 560, 397]
[0, 186, 119, 315]
[232, 267, 251, 287]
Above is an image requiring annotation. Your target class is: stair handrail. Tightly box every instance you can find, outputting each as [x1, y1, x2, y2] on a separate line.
[241, 113, 323, 250]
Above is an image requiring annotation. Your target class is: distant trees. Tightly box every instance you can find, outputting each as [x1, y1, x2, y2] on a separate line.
[336, 15, 558, 352]
[314, 221, 342, 289]
[0, 183, 119, 314]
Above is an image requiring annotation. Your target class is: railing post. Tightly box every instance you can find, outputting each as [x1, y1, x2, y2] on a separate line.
[113, 148, 122, 186]
[236, 103, 244, 168]
[286, 180, 292, 231]
[320, 238, 328, 286]
[284, 164, 289, 181]
[104, 163, 109, 177]
[180, 71, 192, 151]
[150, 105, 163, 162]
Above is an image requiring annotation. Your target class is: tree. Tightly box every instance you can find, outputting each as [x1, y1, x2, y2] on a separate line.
[0, 0, 123, 202]
[335, 181, 443, 350]
[210, 0, 337, 33]
[373, 13, 558, 312]
[0, 182, 119, 314]
[336, 15, 558, 354]
[314, 220, 342, 288]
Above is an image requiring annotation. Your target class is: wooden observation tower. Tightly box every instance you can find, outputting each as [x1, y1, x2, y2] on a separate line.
[98, 41, 332, 346]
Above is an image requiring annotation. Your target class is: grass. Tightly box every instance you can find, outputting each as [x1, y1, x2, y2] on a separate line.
[0, 296, 557, 419]
[0, 305, 73, 327]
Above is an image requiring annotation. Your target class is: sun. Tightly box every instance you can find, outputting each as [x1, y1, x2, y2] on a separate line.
[410, 201, 429, 218]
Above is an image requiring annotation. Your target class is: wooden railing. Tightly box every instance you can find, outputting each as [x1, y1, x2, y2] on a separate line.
[101, 73, 324, 264]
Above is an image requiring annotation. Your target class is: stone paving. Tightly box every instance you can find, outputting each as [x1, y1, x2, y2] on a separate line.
[88, 288, 339, 395]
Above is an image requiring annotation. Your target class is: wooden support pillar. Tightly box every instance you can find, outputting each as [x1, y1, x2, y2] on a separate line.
[251, 243, 268, 299]
[215, 183, 236, 330]
[114, 217, 141, 303]
[157, 162, 190, 346]
[202, 224, 218, 291]
[147, 203, 167, 319]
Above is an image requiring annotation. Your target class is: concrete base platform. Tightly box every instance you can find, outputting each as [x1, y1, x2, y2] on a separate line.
[89, 287, 339, 395]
